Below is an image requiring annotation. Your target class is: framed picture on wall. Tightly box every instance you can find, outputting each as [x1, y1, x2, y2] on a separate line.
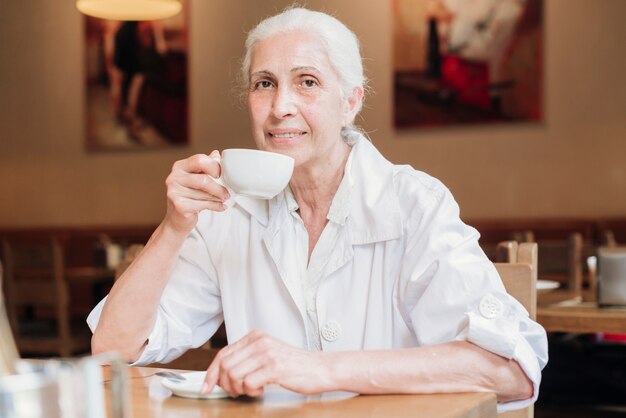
[84, 3, 189, 151]
[393, 0, 543, 129]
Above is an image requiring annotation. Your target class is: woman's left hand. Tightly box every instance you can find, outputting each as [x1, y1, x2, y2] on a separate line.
[202, 330, 332, 397]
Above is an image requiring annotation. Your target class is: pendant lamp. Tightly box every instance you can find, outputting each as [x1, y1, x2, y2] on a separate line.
[76, 0, 181, 21]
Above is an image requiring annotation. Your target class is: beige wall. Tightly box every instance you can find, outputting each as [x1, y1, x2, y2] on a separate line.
[1, 0, 625, 228]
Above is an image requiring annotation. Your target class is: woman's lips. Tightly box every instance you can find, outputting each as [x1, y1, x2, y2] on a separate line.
[268, 130, 307, 144]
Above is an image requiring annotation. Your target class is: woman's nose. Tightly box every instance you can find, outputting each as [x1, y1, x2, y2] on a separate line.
[272, 87, 297, 119]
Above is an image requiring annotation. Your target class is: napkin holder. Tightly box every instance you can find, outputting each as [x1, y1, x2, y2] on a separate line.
[597, 246, 626, 307]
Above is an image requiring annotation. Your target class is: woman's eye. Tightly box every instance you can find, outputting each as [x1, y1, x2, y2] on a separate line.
[254, 80, 273, 89]
[301, 79, 318, 88]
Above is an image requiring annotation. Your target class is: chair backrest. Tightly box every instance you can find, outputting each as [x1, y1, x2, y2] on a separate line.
[496, 240, 519, 263]
[602, 230, 618, 247]
[541, 233, 582, 293]
[0, 235, 81, 357]
[494, 242, 537, 418]
[512, 230, 535, 245]
[1, 235, 68, 319]
[495, 242, 537, 319]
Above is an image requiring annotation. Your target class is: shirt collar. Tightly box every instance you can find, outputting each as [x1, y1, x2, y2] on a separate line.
[346, 136, 403, 244]
[234, 195, 269, 226]
[237, 135, 403, 244]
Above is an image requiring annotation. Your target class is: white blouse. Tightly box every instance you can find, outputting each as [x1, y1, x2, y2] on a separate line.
[88, 136, 548, 412]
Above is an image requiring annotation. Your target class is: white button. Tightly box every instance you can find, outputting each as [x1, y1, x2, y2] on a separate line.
[479, 295, 504, 319]
[321, 320, 342, 342]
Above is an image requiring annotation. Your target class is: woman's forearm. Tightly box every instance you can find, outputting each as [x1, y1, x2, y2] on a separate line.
[91, 222, 188, 362]
[324, 341, 533, 403]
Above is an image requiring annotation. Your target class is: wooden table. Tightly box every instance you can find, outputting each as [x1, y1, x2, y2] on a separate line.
[104, 367, 498, 418]
[537, 290, 626, 333]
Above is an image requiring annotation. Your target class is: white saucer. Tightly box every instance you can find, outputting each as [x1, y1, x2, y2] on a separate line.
[161, 371, 229, 399]
[537, 280, 560, 291]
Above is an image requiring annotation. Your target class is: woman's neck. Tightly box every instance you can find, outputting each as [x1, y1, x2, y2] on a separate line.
[289, 140, 351, 218]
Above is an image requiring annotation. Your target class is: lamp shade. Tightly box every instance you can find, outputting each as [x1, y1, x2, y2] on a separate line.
[76, 0, 181, 21]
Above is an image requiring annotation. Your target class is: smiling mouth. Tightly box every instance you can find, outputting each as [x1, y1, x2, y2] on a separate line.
[269, 131, 307, 139]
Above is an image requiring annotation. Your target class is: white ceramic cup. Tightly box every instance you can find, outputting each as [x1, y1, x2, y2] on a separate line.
[212, 149, 294, 200]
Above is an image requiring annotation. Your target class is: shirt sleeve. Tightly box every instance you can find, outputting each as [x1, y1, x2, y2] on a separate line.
[397, 177, 548, 412]
[86, 225, 224, 365]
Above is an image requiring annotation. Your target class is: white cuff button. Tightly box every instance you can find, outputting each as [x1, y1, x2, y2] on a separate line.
[479, 294, 504, 319]
[321, 320, 342, 342]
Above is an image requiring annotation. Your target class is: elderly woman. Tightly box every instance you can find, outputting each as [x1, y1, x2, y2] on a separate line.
[88, 7, 547, 412]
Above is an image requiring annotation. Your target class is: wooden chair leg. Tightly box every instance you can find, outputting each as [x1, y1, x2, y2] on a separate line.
[568, 233, 583, 298]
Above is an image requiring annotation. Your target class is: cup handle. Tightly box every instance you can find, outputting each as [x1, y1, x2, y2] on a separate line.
[208, 155, 236, 208]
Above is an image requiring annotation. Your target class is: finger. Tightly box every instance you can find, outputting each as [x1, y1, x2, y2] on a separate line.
[171, 181, 227, 203]
[174, 153, 222, 178]
[241, 365, 273, 397]
[202, 333, 261, 394]
[167, 175, 230, 205]
[169, 198, 226, 215]
[202, 348, 226, 394]
[210, 331, 269, 396]
[188, 174, 230, 200]
[220, 334, 266, 371]
[220, 353, 267, 396]
[176, 173, 230, 201]
[217, 330, 267, 359]
[175, 189, 225, 203]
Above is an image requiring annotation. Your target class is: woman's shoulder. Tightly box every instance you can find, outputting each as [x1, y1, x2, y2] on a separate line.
[389, 165, 465, 236]
[351, 137, 456, 221]
[392, 164, 451, 207]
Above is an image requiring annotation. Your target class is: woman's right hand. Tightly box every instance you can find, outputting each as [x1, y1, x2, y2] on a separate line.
[92, 152, 228, 360]
[163, 151, 231, 236]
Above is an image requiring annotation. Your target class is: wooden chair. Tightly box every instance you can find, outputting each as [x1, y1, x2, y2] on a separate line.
[495, 241, 537, 320]
[515, 232, 584, 300]
[494, 241, 538, 418]
[496, 240, 519, 263]
[512, 230, 535, 246]
[601, 230, 618, 247]
[1, 236, 92, 357]
[478, 230, 532, 263]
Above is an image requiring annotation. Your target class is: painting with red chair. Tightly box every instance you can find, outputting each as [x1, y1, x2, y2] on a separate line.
[393, 0, 543, 128]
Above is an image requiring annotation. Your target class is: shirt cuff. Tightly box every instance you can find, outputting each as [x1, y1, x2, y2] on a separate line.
[86, 296, 107, 333]
[130, 312, 167, 365]
[131, 306, 194, 366]
[87, 296, 191, 366]
[466, 293, 543, 412]
[497, 335, 542, 412]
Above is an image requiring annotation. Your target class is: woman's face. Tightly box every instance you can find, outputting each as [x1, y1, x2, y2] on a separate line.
[247, 30, 357, 169]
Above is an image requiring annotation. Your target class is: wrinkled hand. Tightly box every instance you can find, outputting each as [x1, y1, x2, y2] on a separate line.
[202, 330, 332, 397]
[163, 151, 230, 236]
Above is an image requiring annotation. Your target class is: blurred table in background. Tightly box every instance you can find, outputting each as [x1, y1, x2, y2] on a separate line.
[537, 299, 626, 334]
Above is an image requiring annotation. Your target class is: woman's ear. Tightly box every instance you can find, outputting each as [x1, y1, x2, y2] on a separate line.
[342, 86, 364, 126]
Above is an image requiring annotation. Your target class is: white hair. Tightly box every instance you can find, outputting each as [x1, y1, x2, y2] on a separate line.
[241, 7, 367, 142]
